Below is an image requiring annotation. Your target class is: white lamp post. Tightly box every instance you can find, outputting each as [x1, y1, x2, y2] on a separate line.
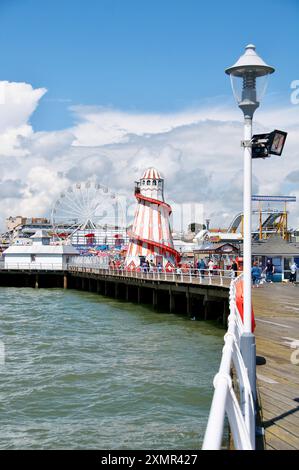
[225, 45, 274, 397]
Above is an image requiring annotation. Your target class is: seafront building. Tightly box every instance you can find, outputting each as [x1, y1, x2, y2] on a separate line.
[3, 230, 78, 270]
[6, 216, 52, 237]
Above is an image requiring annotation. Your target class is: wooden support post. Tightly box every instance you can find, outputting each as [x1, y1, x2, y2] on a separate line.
[204, 301, 208, 320]
[81, 277, 85, 290]
[35, 274, 39, 289]
[153, 289, 158, 309]
[137, 287, 141, 304]
[186, 290, 191, 316]
[63, 275, 68, 289]
[115, 283, 119, 299]
[125, 284, 129, 301]
[104, 281, 108, 296]
[96, 280, 101, 294]
[169, 289, 175, 313]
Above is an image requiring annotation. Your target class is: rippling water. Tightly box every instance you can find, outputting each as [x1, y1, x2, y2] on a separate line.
[0, 287, 224, 449]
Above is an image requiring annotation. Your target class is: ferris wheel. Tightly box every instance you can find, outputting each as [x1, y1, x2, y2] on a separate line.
[51, 181, 125, 239]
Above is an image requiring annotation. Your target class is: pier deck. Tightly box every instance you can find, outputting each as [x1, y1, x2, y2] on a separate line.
[253, 283, 299, 450]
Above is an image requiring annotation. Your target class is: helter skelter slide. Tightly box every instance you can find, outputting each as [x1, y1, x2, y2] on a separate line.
[125, 168, 181, 270]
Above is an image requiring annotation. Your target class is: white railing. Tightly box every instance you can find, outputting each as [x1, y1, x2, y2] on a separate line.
[69, 256, 109, 269]
[0, 260, 241, 288]
[202, 273, 256, 450]
[0, 263, 67, 270]
[67, 265, 239, 287]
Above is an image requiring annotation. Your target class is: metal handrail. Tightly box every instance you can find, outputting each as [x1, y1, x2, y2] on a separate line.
[66, 264, 240, 287]
[202, 273, 256, 450]
[0, 263, 67, 270]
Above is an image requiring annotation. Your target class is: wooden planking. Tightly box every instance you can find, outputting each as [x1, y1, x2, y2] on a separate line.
[263, 410, 299, 439]
[253, 283, 299, 450]
[264, 432, 296, 450]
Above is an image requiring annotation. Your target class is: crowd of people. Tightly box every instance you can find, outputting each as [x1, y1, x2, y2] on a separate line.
[108, 255, 298, 285]
[251, 259, 298, 287]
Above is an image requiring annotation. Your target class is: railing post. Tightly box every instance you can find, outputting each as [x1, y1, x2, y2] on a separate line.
[240, 334, 257, 404]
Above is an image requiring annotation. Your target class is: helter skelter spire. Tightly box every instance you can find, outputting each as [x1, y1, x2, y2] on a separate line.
[125, 167, 180, 270]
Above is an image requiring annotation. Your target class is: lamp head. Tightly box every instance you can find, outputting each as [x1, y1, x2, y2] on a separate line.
[225, 45, 275, 118]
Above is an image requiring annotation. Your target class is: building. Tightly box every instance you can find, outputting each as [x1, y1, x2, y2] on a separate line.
[251, 234, 299, 281]
[6, 216, 52, 238]
[194, 242, 241, 269]
[3, 230, 79, 270]
[125, 167, 180, 270]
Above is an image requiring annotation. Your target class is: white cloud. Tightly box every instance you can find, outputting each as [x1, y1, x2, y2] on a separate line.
[0, 81, 46, 157]
[0, 80, 299, 233]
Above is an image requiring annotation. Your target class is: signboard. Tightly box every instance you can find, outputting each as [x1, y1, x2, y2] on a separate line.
[252, 195, 296, 202]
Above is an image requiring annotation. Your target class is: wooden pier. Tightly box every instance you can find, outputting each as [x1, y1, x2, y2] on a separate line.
[0, 267, 230, 324]
[253, 283, 299, 450]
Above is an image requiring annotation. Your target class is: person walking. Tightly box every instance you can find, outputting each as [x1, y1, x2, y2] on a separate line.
[265, 259, 275, 283]
[289, 261, 298, 284]
[251, 262, 262, 288]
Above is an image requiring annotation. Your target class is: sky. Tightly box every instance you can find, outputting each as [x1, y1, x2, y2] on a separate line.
[0, 0, 298, 231]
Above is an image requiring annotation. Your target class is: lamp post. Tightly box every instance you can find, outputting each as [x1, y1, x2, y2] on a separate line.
[225, 45, 274, 397]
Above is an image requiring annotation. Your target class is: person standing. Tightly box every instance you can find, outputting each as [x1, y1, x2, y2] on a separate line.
[231, 259, 238, 278]
[149, 260, 155, 273]
[198, 258, 206, 278]
[265, 259, 275, 283]
[251, 262, 262, 288]
[290, 261, 298, 283]
[208, 259, 214, 276]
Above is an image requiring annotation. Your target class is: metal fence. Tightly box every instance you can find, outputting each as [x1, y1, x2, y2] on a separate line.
[68, 265, 238, 287]
[0, 260, 240, 288]
[0, 263, 66, 271]
[202, 273, 256, 450]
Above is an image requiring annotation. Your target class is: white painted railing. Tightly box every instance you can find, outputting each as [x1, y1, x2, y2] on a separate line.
[0, 260, 241, 288]
[67, 265, 239, 287]
[202, 273, 256, 450]
[0, 263, 67, 270]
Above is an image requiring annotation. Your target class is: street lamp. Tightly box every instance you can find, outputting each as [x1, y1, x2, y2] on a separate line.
[225, 45, 274, 397]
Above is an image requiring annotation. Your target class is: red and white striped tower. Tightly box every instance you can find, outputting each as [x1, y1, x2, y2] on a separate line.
[125, 167, 180, 270]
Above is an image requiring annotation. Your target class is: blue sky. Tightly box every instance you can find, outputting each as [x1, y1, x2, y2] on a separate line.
[0, 0, 298, 131]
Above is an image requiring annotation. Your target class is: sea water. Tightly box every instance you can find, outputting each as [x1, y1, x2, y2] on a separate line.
[0, 287, 224, 449]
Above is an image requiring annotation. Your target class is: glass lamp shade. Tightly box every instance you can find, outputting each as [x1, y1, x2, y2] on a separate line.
[226, 45, 274, 112]
[230, 73, 270, 106]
